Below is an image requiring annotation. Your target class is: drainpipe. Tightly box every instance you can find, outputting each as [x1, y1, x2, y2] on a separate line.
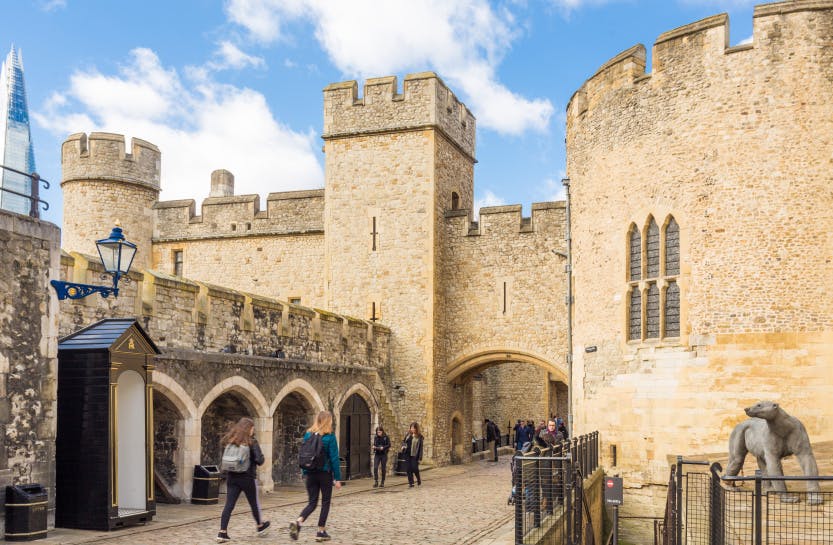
[562, 177, 573, 437]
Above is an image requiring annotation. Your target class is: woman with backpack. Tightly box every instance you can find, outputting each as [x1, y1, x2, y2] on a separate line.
[372, 426, 391, 488]
[401, 422, 423, 488]
[290, 410, 342, 542]
[216, 417, 270, 543]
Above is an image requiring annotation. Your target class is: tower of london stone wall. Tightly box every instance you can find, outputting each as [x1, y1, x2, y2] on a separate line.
[566, 1, 833, 537]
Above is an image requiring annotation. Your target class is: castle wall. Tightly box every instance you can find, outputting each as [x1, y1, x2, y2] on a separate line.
[0, 211, 60, 520]
[480, 363, 549, 435]
[61, 133, 160, 270]
[439, 202, 568, 453]
[151, 233, 325, 305]
[566, 1, 833, 535]
[58, 253, 389, 367]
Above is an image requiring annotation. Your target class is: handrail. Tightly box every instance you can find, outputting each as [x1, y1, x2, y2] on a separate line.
[0, 164, 50, 214]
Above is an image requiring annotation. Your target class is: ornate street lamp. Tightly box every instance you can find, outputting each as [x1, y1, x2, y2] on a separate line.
[51, 226, 137, 300]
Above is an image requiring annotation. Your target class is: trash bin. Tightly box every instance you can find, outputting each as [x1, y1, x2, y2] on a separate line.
[394, 451, 408, 476]
[5, 484, 48, 541]
[339, 457, 347, 481]
[192, 465, 221, 505]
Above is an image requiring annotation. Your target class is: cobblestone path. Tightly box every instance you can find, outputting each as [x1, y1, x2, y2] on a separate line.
[41, 457, 514, 545]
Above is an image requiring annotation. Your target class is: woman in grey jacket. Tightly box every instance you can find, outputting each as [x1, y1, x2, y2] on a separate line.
[401, 422, 423, 488]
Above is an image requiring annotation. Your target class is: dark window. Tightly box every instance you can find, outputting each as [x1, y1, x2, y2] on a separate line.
[173, 250, 183, 277]
[646, 217, 660, 278]
[664, 281, 680, 337]
[626, 215, 682, 342]
[451, 192, 460, 210]
[665, 217, 679, 276]
[646, 282, 660, 338]
[371, 217, 378, 251]
[289, 297, 301, 305]
[629, 225, 641, 281]
[628, 288, 642, 341]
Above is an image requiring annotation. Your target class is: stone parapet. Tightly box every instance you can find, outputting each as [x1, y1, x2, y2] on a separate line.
[57, 257, 390, 369]
[62, 132, 161, 190]
[323, 72, 476, 159]
[153, 189, 324, 240]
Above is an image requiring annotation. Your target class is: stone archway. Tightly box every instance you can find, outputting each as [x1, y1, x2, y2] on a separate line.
[270, 379, 326, 485]
[152, 372, 198, 500]
[447, 348, 567, 447]
[339, 393, 372, 480]
[272, 399, 313, 484]
[198, 377, 273, 489]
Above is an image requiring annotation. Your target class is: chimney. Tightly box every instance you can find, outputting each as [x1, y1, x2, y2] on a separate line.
[210, 169, 234, 197]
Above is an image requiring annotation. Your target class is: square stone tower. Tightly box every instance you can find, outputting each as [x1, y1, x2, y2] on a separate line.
[322, 73, 475, 458]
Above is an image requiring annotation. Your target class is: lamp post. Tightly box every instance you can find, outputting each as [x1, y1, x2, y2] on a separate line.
[50, 226, 137, 300]
[562, 177, 573, 437]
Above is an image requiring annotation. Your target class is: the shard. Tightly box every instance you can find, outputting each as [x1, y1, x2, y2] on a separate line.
[0, 45, 37, 216]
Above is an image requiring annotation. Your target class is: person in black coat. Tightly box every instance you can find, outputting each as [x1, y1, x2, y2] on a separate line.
[217, 417, 270, 543]
[401, 422, 423, 487]
[372, 426, 391, 488]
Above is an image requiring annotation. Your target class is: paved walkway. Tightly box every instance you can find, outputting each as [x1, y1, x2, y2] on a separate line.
[31, 458, 517, 545]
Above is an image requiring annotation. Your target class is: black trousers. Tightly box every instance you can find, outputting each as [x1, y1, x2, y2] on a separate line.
[220, 473, 262, 530]
[406, 456, 421, 485]
[492, 439, 499, 461]
[373, 453, 387, 482]
[299, 471, 334, 527]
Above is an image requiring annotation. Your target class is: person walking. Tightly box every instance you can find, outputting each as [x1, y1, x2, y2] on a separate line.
[289, 411, 342, 542]
[216, 417, 270, 543]
[485, 419, 499, 461]
[372, 426, 391, 488]
[401, 422, 423, 488]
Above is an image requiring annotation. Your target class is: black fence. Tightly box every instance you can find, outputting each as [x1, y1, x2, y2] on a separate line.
[0, 164, 50, 218]
[512, 431, 599, 545]
[656, 457, 833, 545]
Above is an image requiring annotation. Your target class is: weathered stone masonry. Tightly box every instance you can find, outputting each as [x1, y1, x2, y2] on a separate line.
[0, 210, 60, 514]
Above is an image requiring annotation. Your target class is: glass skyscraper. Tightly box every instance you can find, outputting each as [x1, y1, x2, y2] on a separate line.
[0, 45, 37, 216]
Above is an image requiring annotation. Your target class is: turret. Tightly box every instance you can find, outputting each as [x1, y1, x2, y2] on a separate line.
[61, 132, 160, 271]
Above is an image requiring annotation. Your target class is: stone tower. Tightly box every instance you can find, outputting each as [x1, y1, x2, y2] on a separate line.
[322, 73, 476, 457]
[61, 132, 160, 271]
[565, 1, 833, 538]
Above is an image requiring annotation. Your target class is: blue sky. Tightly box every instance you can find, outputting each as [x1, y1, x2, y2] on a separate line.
[7, 0, 759, 228]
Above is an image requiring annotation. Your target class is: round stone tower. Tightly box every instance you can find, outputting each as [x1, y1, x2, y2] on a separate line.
[61, 132, 160, 271]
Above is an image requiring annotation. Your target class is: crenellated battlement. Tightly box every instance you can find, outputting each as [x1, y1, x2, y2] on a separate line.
[444, 201, 565, 239]
[567, 0, 833, 120]
[62, 132, 161, 191]
[58, 251, 389, 366]
[153, 188, 325, 241]
[323, 72, 476, 159]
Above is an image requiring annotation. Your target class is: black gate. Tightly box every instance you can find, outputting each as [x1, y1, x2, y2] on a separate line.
[656, 457, 833, 545]
[339, 394, 371, 480]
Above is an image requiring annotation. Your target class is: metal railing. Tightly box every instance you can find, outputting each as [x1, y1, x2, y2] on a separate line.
[0, 164, 50, 217]
[657, 457, 833, 545]
[512, 431, 599, 545]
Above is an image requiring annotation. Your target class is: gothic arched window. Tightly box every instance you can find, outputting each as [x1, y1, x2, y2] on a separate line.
[626, 214, 682, 342]
[628, 225, 641, 281]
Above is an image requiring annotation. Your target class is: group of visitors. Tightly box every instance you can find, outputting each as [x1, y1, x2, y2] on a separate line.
[215, 413, 424, 543]
[513, 416, 568, 451]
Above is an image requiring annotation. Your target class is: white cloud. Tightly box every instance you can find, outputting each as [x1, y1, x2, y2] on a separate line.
[474, 189, 507, 219]
[225, 0, 554, 135]
[39, 0, 66, 11]
[214, 41, 266, 70]
[33, 48, 323, 204]
[738, 34, 753, 45]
